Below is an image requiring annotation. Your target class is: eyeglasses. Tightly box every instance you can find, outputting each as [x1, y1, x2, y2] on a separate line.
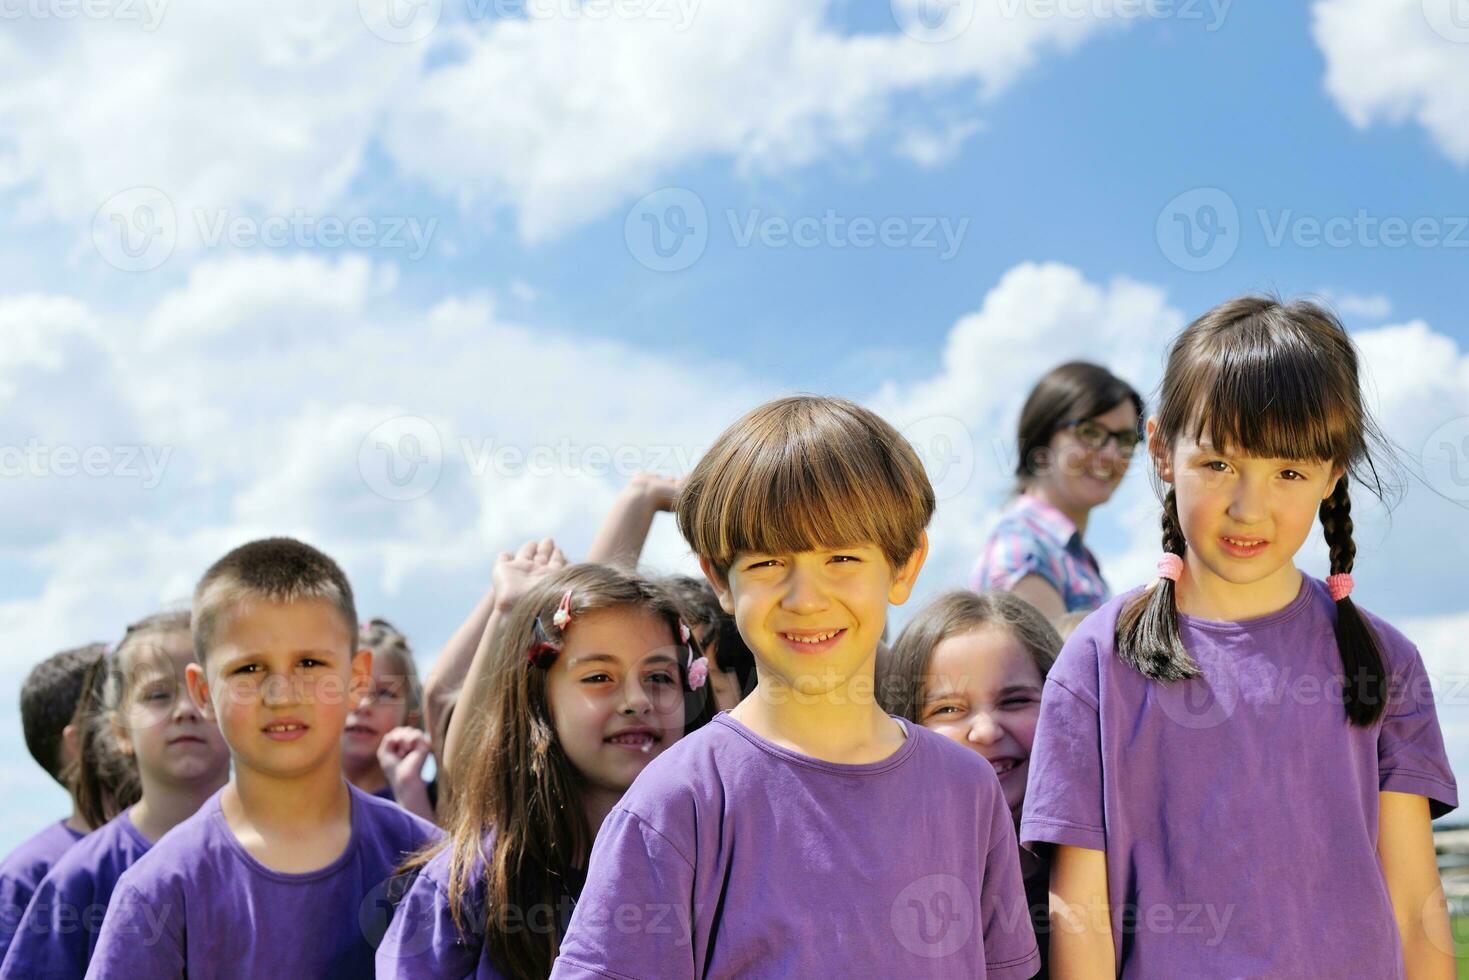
[1059, 418, 1143, 453]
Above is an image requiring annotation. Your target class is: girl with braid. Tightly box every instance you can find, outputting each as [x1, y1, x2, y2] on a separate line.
[1021, 297, 1457, 978]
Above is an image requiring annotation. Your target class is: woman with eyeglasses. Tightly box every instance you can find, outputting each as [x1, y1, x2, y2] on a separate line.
[970, 361, 1143, 622]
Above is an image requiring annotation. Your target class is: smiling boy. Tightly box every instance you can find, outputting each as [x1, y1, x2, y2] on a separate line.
[551, 396, 1039, 979]
[85, 538, 439, 979]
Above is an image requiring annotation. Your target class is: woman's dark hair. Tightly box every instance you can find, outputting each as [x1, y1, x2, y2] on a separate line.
[1015, 361, 1144, 491]
[659, 574, 757, 700]
[1116, 296, 1394, 726]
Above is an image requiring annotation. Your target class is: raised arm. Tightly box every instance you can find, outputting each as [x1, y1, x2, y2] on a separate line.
[1049, 844, 1115, 979]
[1379, 790, 1455, 979]
[441, 538, 566, 791]
[584, 472, 681, 569]
[421, 578, 497, 756]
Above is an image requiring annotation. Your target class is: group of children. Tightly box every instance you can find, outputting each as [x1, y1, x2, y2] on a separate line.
[0, 295, 1457, 978]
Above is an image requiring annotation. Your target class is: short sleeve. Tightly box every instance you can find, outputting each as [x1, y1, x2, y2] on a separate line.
[2, 868, 102, 979]
[979, 796, 1041, 980]
[83, 880, 185, 980]
[549, 808, 696, 980]
[375, 867, 491, 980]
[972, 526, 1063, 597]
[1378, 644, 1459, 819]
[1020, 673, 1106, 853]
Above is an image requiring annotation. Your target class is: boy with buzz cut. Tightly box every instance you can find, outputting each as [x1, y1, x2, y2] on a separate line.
[0, 643, 106, 963]
[86, 537, 439, 979]
[552, 396, 1039, 979]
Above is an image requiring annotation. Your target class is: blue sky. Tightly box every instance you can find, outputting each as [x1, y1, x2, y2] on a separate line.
[1, 0, 1467, 846]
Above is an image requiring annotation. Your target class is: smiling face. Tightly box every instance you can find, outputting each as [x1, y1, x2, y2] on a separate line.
[918, 626, 1043, 822]
[1034, 399, 1139, 514]
[342, 655, 411, 770]
[544, 605, 687, 798]
[115, 630, 230, 790]
[703, 536, 927, 701]
[1154, 421, 1343, 601]
[186, 597, 370, 782]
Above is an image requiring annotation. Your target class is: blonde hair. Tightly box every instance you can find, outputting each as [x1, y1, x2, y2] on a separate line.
[359, 617, 423, 728]
[193, 537, 357, 664]
[676, 395, 934, 579]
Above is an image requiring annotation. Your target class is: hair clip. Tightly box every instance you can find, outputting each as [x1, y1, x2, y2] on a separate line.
[1326, 573, 1354, 603]
[552, 590, 573, 629]
[526, 615, 560, 669]
[1155, 553, 1183, 584]
[678, 617, 709, 690]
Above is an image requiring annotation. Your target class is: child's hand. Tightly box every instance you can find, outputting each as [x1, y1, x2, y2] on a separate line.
[625, 472, 683, 513]
[377, 726, 436, 822]
[492, 537, 568, 613]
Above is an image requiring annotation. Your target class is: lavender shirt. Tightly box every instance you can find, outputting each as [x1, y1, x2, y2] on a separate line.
[375, 841, 503, 979]
[85, 783, 439, 979]
[1, 810, 150, 979]
[1021, 575, 1458, 978]
[552, 712, 1040, 979]
[0, 820, 87, 967]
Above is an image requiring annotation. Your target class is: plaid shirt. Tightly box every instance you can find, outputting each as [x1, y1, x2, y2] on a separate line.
[969, 493, 1110, 613]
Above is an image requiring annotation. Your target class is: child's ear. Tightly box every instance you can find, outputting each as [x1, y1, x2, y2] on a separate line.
[109, 708, 134, 757]
[60, 722, 81, 770]
[350, 649, 374, 704]
[887, 531, 930, 606]
[1145, 416, 1173, 482]
[185, 662, 216, 722]
[698, 556, 736, 616]
[1323, 463, 1347, 501]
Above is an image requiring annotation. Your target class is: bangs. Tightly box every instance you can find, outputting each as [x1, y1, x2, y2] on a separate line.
[1163, 309, 1364, 464]
[680, 398, 933, 573]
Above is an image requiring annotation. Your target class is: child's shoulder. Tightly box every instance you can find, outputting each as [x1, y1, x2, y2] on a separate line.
[1041, 590, 1136, 701]
[43, 811, 150, 887]
[350, 783, 441, 850]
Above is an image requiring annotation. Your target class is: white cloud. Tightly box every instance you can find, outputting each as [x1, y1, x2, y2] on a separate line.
[1321, 290, 1393, 321]
[1312, 0, 1469, 166]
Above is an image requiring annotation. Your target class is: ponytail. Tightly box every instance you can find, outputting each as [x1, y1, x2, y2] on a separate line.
[1319, 475, 1388, 726]
[1115, 489, 1200, 682]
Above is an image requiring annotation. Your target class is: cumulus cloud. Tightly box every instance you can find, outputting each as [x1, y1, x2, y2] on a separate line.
[1312, 0, 1469, 166]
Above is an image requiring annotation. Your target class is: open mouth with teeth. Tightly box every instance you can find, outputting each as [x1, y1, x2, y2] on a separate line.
[1219, 535, 1269, 557]
[604, 730, 660, 754]
[987, 757, 1023, 777]
[262, 721, 309, 741]
[778, 628, 846, 652]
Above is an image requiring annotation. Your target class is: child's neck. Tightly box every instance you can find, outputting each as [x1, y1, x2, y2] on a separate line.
[729, 676, 905, 765]
[129, 769, 228, 844]
[223, 755, 352, 847]
[1177, 557, 1303, 623]
[65, 803, 91, 834]
[343, 757, 389, 796]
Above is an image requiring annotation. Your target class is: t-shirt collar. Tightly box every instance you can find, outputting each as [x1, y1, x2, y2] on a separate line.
[1018, 492, 1083, 550]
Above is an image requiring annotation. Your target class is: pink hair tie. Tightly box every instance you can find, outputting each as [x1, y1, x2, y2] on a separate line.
[687, 657, 709, 690]
[1326, 573, 1354, 603]
[1156, 553, 1183, 583]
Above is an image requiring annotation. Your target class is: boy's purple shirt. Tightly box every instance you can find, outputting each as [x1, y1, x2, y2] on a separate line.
[84, 782, 440, 980]
[551, 712, 1040, 980]
[0, 820, 87, 966]
[0, 810, 150, 979]
[1021, 575, 1458, 979]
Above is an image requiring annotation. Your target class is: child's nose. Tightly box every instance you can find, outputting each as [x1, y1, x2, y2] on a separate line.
[1227, 478, 1270, 525]
[780, 569, 829, 614]
[967, 712, 1002, 744]
[619, 678, 653, 715]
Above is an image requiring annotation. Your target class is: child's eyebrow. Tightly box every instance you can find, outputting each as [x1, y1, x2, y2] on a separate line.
[567, 652, 681, 668]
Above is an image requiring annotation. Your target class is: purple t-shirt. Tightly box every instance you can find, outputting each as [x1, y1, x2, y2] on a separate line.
[84, 782, 439, 979]
[1021, 575, 1459, 979]
[552, 712, 1040, 980]
[1, 809, 150, 978]
[0, 820, 87, 966]
[375, 841, 503, 979]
